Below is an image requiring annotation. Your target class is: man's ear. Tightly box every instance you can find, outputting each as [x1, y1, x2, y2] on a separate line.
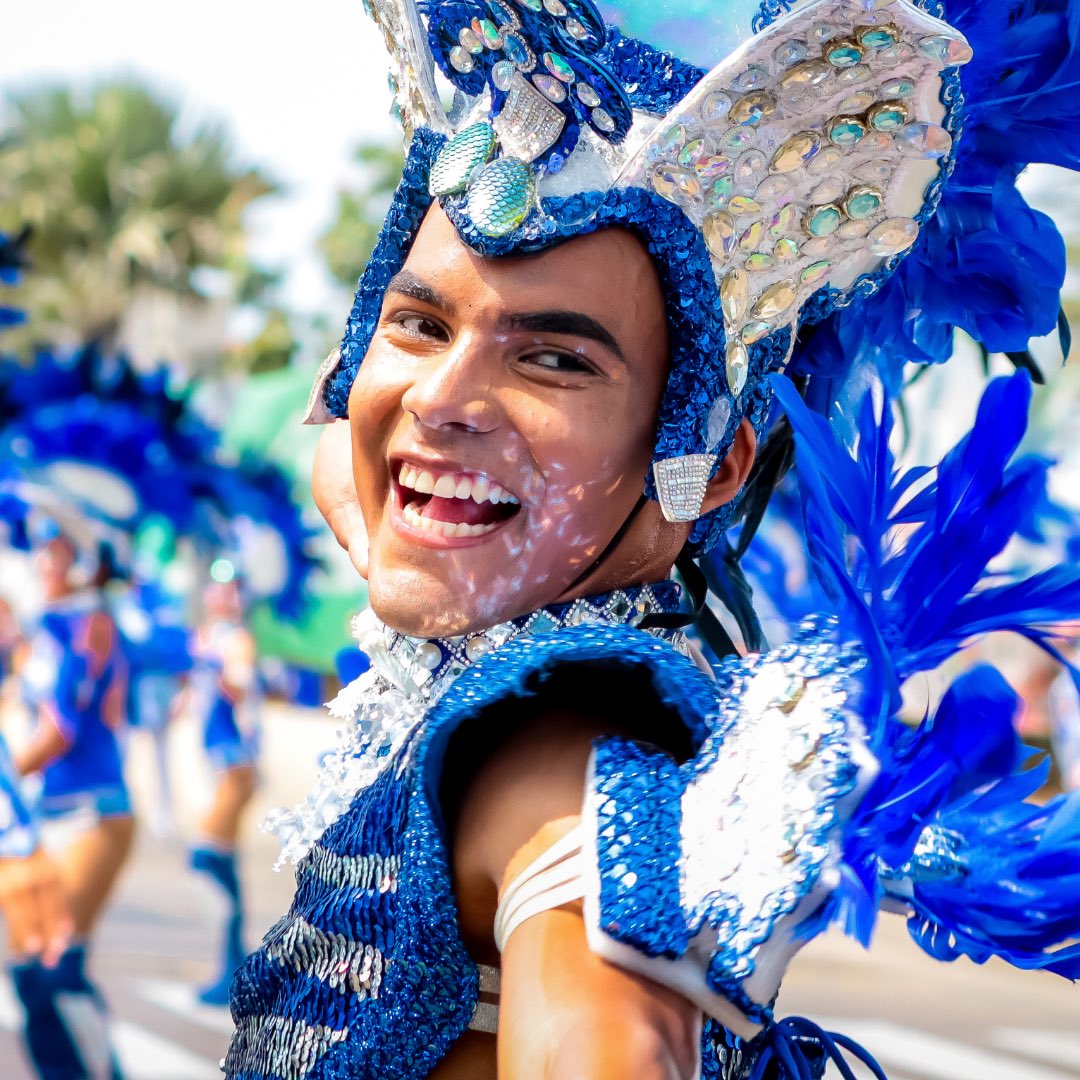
[699, 418, 757, 517]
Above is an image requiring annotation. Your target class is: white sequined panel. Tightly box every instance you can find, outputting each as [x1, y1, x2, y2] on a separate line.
[680, 656, 857, 949]
[616, 0, 971, 391]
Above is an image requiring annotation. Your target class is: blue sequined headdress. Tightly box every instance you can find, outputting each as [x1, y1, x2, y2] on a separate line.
[312, 0, 1076, 553]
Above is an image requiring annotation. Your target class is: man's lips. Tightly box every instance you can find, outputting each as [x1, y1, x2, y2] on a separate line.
[390, 459, 521, 541]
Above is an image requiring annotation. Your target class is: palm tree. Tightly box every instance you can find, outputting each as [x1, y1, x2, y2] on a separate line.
[0, 81, 278, 360]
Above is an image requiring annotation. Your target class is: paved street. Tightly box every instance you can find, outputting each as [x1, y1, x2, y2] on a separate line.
[1, 704, 1077, 1079]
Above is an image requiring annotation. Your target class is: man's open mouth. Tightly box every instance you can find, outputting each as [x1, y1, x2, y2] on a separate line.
[394, 462, 521, 539]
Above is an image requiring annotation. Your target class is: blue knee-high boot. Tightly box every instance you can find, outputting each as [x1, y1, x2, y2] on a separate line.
[10, 945, 123, 1080]
[190, 845, 246, 1006]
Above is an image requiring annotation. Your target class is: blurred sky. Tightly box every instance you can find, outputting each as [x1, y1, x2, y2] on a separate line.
[2, 0, 400, 319]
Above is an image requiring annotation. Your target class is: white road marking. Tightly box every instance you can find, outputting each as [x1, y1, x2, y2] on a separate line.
[993, 1027, 1080, 1069]
[134, 977, 236, 1036]
[112, 1020, 220, 1080]
[814, 1018, 1080, 1080]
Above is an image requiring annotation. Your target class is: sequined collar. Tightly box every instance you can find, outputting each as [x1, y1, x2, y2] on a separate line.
[351, 581, 685, 701]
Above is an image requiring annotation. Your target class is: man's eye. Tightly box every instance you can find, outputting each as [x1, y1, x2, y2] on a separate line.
[394, 314, 447, 340]
[522, 351, 594, 374]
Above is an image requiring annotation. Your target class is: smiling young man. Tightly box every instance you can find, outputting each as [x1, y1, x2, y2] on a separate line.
[225, 0, 1080, 1077]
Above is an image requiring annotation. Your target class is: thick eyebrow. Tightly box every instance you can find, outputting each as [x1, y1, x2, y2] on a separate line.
[499, 310, 625, 363]
[385, 270, 449, 312]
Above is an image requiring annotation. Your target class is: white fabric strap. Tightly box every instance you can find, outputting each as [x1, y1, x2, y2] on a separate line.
[494, 824, 587, 953]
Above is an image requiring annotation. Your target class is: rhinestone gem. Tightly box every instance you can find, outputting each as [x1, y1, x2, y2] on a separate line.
[733, 65, 769, 91]
[806, 204, 843, 237]
[746, 253, 776, 271]
[543, 0, 567, 14]
[918, 34, 974, 65]
[800, 260, 832, 285]
[809, 22, 839, 43]
[752, 281, 796, 320]
[869, 100, 908, 131]
[881, 42, 915, 61]
[459, 26, 484, 53]
[838, 65, 872, 85]
[519, 0, 542, 8]
[756, 174, 792, 202]
[869, 216, 919, 254]
[660, 123, 687, 154]
[896, 122, 952, 157]
[738, 221, 763, 251]
[735, 149, 768, 184]
[701, 90, 733, 121]
[465, 635, 492, 661]
[882, 77, 915, 97]
[845, 184, 883, 219]
[543, 51, 576, 82]
[774, 39, 808, 66]
[773, 237, 800, 260]
[565, 16, 589, 40]
[863, 131, 893, 151]
[697, 155, 732, 180]
[650, 165, 700, 202]
[729, 195, 761, 216]
[858, 24, 899, 48]
[826, 39, 863, 66]
[532, 74, 567, 102]
[839, 91, 874, 111]
[591, 107, 616, 134]
[807, 145, 843, 175]
[479, 18, 503, 48]
[801, 236, 831, 258]
[780, 60, 832, 88]
[730, 92, 776, 126]
[492, 60, 515, 90]
[450, 46, 476, 73]
[838, 219, 870, 238]
[771, 131, 821, 171]
[576, 82, 600, 107]
[722, 129, 756, 151]
[429, 121, 496, 195]
[828, 116, 866, 145]
[811, 177, 845, 203]
[466, 156, 536, 237]
[720, 268, 749, 322]
[741, 320, 771, 344]
[502, 32, 532, 67]
[726, 340, 749, 395]
[486, 0, 517, 22]
[414, 641, 442, 670]
[855, 158, 892, 181]
[678, 139, 706, 167]
[707, 176, 734, 207]
[781, 87, 819, 114]
[703, 211, 737, 256]
[769, 204, 796, 236]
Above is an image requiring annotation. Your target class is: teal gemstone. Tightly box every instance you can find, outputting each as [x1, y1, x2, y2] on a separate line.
[466, 157, 536, 237]
[543, 51, 576, 83]
[428, 122, 496, 196]
[882, 78, 915, 98]
[806, 204, 843, 237]
[478, 19, 502, 49]
[707, 176, 733, 207]
[845, 187, 883, 219]
[519, 0, 542, 8]
[828, 117, 865, 145]
[502, 32, 530, 66]
[869, 103, 907, 131]
[826, 40, 863, 67]
[858, 26, 898, 48]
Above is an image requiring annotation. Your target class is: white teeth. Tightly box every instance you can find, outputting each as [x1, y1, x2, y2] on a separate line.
[402, 500, 499, 538]
[396, 464, 520, 506]
[432, 474, 457, 498]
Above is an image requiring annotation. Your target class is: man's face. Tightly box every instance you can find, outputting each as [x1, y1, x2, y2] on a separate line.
[348, 206, 670, 637]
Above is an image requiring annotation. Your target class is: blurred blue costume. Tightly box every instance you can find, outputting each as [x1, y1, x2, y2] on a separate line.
[228, 0, 1080, 1075]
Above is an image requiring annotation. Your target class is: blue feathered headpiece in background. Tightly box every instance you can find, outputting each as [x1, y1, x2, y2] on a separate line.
[0, 342, 317, 616]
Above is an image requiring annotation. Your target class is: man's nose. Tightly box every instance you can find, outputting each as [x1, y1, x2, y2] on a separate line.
[400, 333, 502, 435]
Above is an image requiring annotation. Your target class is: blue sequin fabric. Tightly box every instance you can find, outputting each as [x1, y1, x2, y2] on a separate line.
[224, 587, 828, 1079]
